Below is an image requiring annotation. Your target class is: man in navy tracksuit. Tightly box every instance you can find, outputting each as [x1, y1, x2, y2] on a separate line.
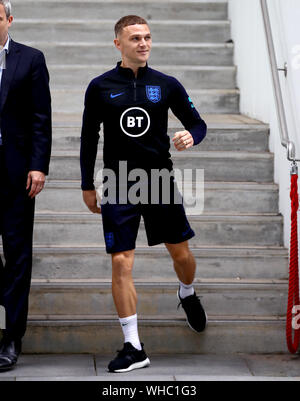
[80, 15, 207, 373]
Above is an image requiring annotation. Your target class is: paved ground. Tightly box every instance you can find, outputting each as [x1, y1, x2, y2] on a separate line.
[0, 354, 299, 381]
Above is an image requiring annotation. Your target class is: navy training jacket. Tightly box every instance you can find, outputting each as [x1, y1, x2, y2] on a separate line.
[80, 62, 207, 190]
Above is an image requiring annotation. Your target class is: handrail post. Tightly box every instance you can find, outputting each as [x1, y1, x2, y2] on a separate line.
[260, 0, 299, 162]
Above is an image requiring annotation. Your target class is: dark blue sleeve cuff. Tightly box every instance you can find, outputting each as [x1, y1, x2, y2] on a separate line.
[189, 121, 207, 146]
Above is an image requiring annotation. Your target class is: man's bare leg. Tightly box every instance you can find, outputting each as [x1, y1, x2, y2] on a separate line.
[165, 240, 196, 285]
[165, 240, 206, 333]
[111, 249, 136, 318]
[111, 249, 143, 352]
[108, 249, 150, 372]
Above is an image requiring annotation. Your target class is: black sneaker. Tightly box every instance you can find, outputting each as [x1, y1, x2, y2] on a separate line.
[177, 288, 207, 333]
[108, 342, 150, 373]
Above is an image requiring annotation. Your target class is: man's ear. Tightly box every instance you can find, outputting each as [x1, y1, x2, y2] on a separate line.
[8, 15, 13, 27]
[114, 38, 121, 51]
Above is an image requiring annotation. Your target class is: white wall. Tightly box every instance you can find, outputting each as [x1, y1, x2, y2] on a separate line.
[228, 0, 300, 247]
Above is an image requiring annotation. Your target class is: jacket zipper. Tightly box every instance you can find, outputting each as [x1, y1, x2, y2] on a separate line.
[133, 79, 137, 102]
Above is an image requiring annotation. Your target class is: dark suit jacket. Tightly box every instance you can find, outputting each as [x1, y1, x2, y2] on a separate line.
[0, 39, 52, 190]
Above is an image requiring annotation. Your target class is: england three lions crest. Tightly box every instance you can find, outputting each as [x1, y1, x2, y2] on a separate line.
[146, 86, 161, 103]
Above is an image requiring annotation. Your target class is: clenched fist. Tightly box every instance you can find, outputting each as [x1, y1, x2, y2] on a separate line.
[172, 130, 194, 151]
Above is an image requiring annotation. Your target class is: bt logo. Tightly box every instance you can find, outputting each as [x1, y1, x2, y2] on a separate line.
[127, 116, 144, 128]
[120, 107, 150, 138]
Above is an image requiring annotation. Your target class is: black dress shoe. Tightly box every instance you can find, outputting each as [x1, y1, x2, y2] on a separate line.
[0, 338, 22, 372]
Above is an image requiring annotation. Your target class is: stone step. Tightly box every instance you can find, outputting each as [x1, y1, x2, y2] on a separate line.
[10, 19, 231, 43]
[51, 114, 269, 151]
[29, 246, 288, 280]
[37, 181, 279, 214]
[12, 1, 228, 21]
[51, 113, 264, 126]
[23, 317, 286, 354]
[18, 42, 234, 66]
[50, 88, 240, 114]
[28, 279, 288, 318]
[48, 65, 236, 90]
[31, 213, 283, 247]
[51, 123, 269, 152]
[201, 124, 269, 152]
[48, 151, 273, 182]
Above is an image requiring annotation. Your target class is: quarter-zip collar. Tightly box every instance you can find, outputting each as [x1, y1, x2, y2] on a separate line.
[116, 61, 148, 79]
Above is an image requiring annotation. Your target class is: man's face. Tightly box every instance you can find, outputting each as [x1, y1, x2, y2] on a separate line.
[114, 24, 152, 65]
[0, 4, 13, 47]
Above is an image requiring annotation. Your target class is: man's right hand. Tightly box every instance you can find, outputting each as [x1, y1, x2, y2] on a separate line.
[82, 190, 101, 214]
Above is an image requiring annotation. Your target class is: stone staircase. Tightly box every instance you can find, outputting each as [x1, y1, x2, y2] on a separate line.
[9, 0, 289, 354]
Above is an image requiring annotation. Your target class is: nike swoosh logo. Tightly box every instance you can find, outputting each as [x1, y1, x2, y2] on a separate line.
[110, 92, 125, 99]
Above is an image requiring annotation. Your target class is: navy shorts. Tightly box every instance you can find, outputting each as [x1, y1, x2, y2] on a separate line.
[100, 178, 195, 253]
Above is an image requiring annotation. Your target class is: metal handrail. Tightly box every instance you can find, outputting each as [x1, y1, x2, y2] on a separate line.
[260, 0, 299, 162]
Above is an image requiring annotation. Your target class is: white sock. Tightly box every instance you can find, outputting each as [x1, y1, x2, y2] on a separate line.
[179, 280, 195, 299]
[119, 314, 142, 351]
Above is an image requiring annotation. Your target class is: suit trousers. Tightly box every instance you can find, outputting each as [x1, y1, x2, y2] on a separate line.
[0, 146, 35, 341]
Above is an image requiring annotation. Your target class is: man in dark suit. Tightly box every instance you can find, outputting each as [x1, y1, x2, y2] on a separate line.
[0, 1, 51, 371]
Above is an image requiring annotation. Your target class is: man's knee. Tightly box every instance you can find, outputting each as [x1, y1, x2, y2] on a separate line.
[112, 250, 134, 277]
[174, 250, 193, 266]
[167, 243, 193, 265]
